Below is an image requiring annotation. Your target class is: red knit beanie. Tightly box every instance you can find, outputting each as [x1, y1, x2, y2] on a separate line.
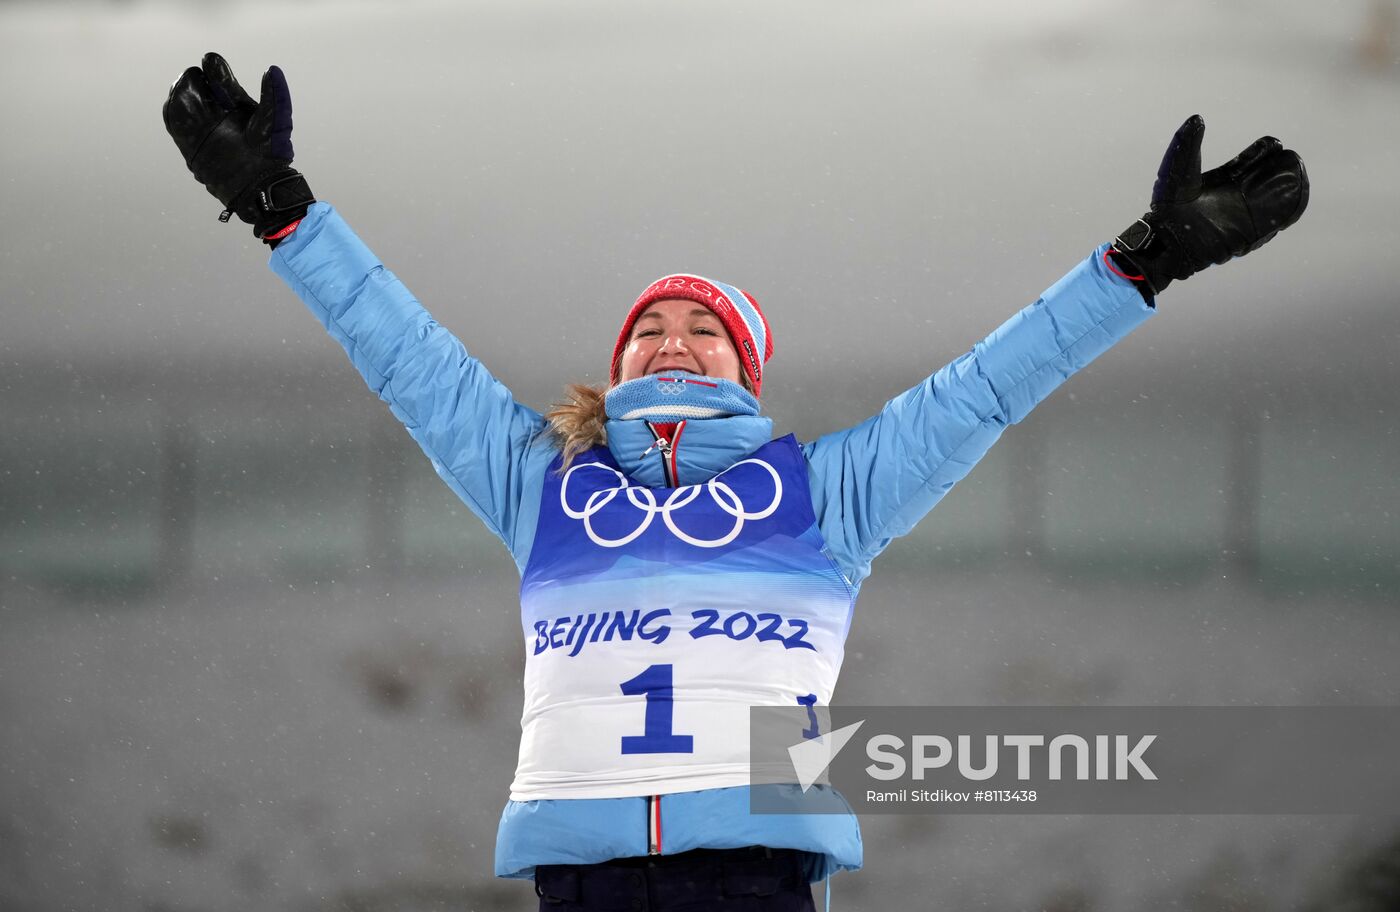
[610, 274, 773, 395]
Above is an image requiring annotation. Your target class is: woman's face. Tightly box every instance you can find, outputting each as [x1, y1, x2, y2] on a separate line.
[616, 299, 743, 385]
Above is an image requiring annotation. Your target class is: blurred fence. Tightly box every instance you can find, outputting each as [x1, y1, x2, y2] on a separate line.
[4, 375, 1396, 601]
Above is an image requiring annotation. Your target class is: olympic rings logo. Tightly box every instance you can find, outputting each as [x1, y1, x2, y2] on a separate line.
[559, 459, 783, 548]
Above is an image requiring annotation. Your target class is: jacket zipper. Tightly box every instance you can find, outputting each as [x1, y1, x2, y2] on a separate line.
[640, 417, 683, 856]
[647, 794, 662, 854]
[643, 420, 687, 487]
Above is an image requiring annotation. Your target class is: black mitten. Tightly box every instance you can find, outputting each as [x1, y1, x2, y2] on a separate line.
[1112, 115, 1309, 296]
[163, 52, 314, 241]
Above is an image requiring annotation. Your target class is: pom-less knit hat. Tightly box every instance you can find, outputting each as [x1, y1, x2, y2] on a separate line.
[610, 274, 774, 396]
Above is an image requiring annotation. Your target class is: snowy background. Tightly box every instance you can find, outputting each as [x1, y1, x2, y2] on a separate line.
[3, 0, 1400, 909]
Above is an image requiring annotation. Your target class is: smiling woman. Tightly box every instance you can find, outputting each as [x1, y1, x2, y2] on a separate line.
[163, 50, 1307, 912]
[547, 276, 767, 471]
[619, 301, 744, 384]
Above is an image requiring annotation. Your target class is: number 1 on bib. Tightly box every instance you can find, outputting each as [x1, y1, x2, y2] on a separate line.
[620, 664, 695, 754]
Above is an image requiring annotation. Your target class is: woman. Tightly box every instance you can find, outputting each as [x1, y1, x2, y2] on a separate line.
[163, 53, 1308, 911]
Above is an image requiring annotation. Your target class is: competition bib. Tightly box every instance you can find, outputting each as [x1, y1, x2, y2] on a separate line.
[511, 435, 854, 801]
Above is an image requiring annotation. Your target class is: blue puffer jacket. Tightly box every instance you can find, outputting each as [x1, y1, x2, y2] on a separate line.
[270, 203, 1153, 882]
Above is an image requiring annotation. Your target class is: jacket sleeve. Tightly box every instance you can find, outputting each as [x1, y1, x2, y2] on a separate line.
[269, 203, 548, 560]
[802, 245, 1154, 588]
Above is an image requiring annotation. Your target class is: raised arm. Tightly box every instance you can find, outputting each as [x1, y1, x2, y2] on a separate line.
[164, 53, 549, 561]
[803, 247, 1148, 588]
[805, 116, 1309, 588]
[271, 204, 548, 558]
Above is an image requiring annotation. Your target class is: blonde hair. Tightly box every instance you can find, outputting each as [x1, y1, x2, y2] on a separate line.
[544, 364, 756, 471]
[544, 383, 611, 470]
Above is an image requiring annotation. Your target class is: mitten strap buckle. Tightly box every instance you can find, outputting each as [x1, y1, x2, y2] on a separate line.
[258, 172, 316, 215]
[1115, 218, 1154, 252]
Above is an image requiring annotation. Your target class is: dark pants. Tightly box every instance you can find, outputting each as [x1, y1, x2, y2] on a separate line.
[534, 846, 817, 912]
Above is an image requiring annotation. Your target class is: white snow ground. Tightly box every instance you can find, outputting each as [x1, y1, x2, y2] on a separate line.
[4, 568, 1398, 911]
